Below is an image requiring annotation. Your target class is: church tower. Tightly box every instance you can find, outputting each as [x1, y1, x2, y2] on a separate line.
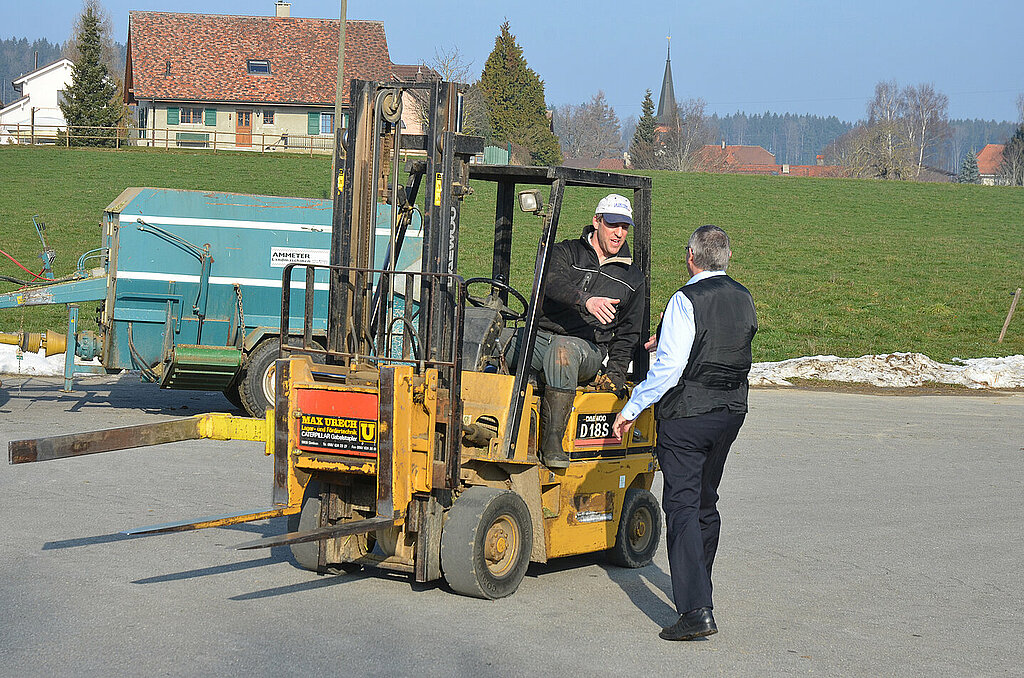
[656, 38, 677, 126]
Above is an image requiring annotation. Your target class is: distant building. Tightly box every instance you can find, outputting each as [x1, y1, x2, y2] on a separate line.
[698, 142, 848, 177]
[656, 41, 677, 130]
[0, 58, 74, 144]
[124, 4, 416, 150]
[976, 144, 1006, 185]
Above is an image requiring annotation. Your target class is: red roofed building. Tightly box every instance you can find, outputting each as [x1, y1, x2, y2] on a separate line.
[976, 144, 1006, 185]
[697, 143, 849, 178]
[125, 5, 398, 150]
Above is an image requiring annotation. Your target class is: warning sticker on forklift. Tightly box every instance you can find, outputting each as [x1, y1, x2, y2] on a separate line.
[298, 414, 377, 455]
[270, 247, 330, 268]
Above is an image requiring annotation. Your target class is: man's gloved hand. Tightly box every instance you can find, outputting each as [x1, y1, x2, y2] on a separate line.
[593, 371, 628, 400]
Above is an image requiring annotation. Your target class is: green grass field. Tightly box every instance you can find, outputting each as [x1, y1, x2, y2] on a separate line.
[2, 145, 1022, 362]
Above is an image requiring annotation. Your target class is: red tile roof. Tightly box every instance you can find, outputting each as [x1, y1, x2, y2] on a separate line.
[976, 144, 1005, 175]
[699, 144, 777, 169]
[125, 12, 394, 106]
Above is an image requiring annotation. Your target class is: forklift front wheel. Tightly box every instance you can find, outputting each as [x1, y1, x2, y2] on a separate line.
[441, 487, 533, 600]
[608, 488, 661, 568]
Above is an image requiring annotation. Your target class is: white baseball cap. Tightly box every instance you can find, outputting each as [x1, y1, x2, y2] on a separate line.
[596, 193, 634, 226]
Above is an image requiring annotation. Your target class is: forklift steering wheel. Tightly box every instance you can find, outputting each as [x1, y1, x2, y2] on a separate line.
[464, 278, 529, 322]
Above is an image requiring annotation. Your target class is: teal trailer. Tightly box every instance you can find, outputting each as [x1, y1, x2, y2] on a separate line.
[0, 187, 422, 415]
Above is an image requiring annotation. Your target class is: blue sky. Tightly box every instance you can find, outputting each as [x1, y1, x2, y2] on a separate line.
[7, 0, 1023, 123]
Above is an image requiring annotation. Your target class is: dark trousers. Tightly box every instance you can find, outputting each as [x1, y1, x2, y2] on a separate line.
[656, 409, 745, 614]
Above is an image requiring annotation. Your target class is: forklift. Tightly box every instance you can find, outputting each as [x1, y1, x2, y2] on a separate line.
[9, 78, 661, 599]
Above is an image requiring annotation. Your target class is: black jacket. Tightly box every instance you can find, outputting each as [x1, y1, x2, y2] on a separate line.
[538, 225, 646, 382]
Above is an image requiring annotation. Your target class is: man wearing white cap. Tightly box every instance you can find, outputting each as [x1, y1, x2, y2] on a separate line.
[530, 193, 646, 468]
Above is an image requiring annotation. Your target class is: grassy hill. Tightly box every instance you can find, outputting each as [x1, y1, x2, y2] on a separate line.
[2, 145, 1022, 362]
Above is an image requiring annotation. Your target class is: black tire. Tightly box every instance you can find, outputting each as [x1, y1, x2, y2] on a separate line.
[288, 479, 323, 572]
[440, 487, 533, 600]
[608, 488, 661, 568]
[221, 380, 244, 411]
[288, 479, 364, 574]
[239, 339, 281, 417]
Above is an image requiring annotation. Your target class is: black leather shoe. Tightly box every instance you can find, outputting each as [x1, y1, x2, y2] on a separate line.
[659, 607, 718, 641]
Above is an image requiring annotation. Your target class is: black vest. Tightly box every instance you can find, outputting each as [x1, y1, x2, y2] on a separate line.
[655, 275, 758, 420]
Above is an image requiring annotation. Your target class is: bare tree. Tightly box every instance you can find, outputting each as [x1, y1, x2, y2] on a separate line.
[427, 44, 474, 84]
[903, 83, 950, 177]
[663, 97, 714, 171]
[553, 91, 621, 161]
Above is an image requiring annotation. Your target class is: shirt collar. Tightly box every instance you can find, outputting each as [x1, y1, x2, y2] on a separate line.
[685, 270, 727, 285]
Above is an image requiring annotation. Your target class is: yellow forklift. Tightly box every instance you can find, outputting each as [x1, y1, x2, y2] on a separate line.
[9, 78, 661, 599]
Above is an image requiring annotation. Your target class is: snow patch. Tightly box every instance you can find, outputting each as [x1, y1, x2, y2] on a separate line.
[749, 352, 1024, 389]
[0, 343, 100, 376]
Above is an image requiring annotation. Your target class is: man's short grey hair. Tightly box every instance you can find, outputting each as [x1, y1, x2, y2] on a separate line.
[688, 225, 731, 272]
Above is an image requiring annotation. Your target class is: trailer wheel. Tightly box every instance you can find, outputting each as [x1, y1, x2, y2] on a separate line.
[608, 488, 661, 568]
[221, 380, 244, 411]
[441, 487, 532, 600]
[239, 339, 281, 416]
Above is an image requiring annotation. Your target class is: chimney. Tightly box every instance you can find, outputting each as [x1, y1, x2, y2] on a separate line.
[721, 139, 726, 150]
[275, 2, 290, 17]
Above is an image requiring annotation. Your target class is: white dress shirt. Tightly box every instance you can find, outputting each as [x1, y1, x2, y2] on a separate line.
[619, 270, 727, 421]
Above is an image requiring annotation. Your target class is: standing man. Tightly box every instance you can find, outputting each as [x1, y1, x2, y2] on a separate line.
[611, 225, 757, 641]
[532, 193, 646, 469]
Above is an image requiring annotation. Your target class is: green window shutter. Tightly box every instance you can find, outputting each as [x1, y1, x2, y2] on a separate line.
[204, 108, 216, 126]
[167, 107, 179, 125]
[308, 112, 320, 135]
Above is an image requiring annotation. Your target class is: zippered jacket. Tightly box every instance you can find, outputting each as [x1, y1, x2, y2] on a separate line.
[538, 225, 646, 383]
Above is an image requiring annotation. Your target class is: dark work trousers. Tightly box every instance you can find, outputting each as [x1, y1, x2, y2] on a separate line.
[656, 409, 745, 614]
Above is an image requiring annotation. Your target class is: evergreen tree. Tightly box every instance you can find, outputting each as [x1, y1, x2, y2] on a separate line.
[958, 150, 980, 184]
[59, 2, 121, 147]
[478, 21, 561, 165]
[629, 89, 658, 169]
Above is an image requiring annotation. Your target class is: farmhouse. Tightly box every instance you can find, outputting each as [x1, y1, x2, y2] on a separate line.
[0, 58, 74, 144]
[977, 143, 1006, 185]
[124, 4, 425, 150]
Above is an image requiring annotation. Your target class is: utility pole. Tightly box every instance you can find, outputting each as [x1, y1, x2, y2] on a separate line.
[331, 0, 347, 191]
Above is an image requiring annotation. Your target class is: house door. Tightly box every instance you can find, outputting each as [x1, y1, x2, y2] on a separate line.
[236, 110, 252, 147]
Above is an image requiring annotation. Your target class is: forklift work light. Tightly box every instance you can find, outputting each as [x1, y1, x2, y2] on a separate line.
[517, 189, 543, 214]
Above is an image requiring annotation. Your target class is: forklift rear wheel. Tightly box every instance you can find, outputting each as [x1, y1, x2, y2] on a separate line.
[441, 487, 533, 599]
[288, 480, 363, 574]
[608, 488, 661, 568]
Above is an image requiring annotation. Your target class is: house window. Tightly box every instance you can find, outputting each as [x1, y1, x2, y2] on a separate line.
[138, 107, 148, 139]
[263, 109, 275, 125]
[320, 112, 334, 135]
[180, 107, 203, 124]
[247, 59, 271, 75]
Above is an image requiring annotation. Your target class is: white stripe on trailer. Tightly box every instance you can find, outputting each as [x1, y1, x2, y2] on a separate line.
[116, 270, 330, 291]
[119, 214, 423, 238]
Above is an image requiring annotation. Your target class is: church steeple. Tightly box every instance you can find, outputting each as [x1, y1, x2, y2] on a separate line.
[656, 37, 677, 126]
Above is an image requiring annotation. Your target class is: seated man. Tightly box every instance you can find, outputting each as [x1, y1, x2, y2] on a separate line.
[531, 193, 646, 468]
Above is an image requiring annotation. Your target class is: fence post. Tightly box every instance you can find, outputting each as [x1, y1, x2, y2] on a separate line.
[212, 129, 217, 152]
[30, 107, 35, 145]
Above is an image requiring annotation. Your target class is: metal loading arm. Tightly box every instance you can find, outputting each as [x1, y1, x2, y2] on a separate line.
[8, 412, 271, 464]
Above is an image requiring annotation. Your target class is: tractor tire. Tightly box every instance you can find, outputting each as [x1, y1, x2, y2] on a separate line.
[440, 487, 532, 600]
[608, 488, 661, 568]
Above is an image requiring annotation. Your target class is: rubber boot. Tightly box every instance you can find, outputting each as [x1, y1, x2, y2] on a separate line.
[539, 387, 575, 469]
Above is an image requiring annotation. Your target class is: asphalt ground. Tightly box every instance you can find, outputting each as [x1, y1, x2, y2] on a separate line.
[0, 374, 1021, 677]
